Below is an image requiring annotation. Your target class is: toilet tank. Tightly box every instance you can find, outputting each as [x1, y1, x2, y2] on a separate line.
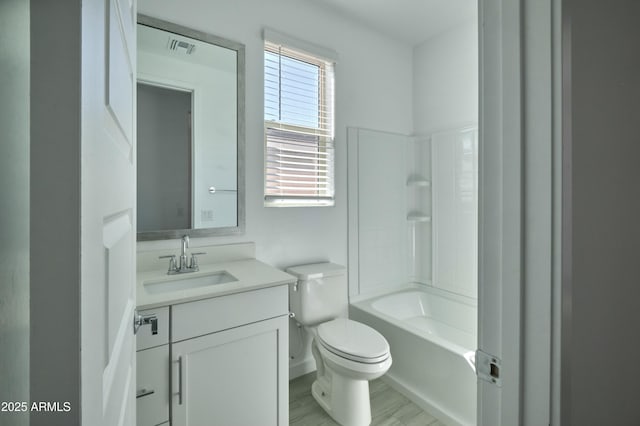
[286, 263, 347, 326]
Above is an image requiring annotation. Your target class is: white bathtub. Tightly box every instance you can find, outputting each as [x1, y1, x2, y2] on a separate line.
[350, 285, 477, 426]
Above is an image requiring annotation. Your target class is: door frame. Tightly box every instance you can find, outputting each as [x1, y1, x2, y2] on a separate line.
[477, 0, 560, 424]
[27, 0, 562, 424]
[477, 0, 523, 424]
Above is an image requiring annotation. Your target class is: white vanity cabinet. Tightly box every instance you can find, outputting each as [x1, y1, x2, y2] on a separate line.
[136, 247, 295, 426]
[170, 284, 289, 426]
[137, 284, 289, 426]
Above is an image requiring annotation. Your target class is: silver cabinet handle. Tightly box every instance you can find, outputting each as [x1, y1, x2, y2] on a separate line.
[136, 388, 155, 399]
[208, 186, 237, 194]
[176, 356, 184, 405]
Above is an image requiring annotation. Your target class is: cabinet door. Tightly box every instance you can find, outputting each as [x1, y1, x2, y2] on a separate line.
[171, 315, 288, 426]
[136, 345, 170, 426]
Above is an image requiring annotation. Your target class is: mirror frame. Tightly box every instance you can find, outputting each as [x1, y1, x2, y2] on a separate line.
[136, 15, 246, 241]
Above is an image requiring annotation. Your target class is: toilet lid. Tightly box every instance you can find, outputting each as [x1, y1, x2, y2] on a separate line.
[317, 318, 390, 364]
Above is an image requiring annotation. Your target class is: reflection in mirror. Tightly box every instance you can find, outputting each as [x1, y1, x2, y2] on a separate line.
[136, 16, 245, 240]
[138, 84, 193, 231]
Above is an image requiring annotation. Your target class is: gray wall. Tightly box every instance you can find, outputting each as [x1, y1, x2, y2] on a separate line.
[30, 1, 81, 425]
[563, 1, 640, 424]
[0, 1, 30, 425]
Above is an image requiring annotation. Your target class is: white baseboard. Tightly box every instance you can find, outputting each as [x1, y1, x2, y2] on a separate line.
[289, 358, 316, 380]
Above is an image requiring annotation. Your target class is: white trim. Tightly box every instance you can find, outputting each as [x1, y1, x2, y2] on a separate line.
[263, 27, 338, 63]
[137, 72, 197, 94]
[289, 358, 316, 380]
[477, 0, 523, 424]
[347, 127, 360, 299]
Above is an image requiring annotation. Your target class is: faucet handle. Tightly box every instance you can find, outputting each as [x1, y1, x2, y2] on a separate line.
[189, 252, 207, 270]
[159, 255, 177, 273]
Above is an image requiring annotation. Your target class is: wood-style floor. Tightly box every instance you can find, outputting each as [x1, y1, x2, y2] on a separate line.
[289, 372, 447, 426]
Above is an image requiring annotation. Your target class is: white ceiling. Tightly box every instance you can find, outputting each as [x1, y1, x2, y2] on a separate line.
[312, 0, 477, 46]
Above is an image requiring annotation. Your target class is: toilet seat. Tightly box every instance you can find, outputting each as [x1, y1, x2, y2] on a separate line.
[317, 318, 390, 364]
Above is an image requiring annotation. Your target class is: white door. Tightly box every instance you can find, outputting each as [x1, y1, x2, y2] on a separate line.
[80, 0, 138, 424]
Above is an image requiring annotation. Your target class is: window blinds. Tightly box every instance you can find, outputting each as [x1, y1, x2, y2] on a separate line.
[264, 38, 335, 207]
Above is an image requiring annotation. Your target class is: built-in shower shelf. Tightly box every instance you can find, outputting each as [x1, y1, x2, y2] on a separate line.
[407, 213, 431, 223]
[406, 176, 431, 187]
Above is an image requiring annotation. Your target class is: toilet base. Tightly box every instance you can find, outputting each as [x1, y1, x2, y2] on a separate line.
[311, 371, 372, 426]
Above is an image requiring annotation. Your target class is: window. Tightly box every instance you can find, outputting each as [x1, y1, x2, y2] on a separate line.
[264, 33, 336, 207]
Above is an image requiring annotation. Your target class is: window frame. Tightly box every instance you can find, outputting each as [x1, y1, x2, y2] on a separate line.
[263, 37, 336, 207]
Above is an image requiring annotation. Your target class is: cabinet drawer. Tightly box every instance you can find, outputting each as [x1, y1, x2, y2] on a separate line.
[136, 306, 169, 351]
[171, 285, 288, 342]
[136, 345, 170, 426]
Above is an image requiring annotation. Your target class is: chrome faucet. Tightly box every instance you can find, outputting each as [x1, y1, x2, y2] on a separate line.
[179, 235, 190, 270]
[159, 235, 207, 275]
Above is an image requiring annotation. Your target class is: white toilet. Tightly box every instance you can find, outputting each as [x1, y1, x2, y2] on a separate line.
[287, 263, 392, 426]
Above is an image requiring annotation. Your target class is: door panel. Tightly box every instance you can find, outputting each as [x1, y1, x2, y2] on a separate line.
[104, 212, 134, 357]
[81, 0, 137, 424]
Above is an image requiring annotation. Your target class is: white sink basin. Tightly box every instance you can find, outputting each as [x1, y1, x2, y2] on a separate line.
[144, 271, 238, 294]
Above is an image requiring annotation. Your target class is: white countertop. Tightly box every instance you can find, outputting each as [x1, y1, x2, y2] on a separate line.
[137, 258, 296, 310]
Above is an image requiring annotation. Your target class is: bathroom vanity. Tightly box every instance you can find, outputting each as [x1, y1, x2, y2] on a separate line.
[135, 243, 294, 426]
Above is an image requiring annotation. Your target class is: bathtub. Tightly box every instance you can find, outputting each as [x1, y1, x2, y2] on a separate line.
[350, 285, 477, 426]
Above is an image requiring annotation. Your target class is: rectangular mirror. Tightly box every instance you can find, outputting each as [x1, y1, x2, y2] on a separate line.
[136, 15, 245, 240]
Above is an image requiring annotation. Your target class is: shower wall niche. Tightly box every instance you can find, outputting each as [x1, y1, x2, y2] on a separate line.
[406, 137, 432, 284]
[348, 126, 478, 301]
